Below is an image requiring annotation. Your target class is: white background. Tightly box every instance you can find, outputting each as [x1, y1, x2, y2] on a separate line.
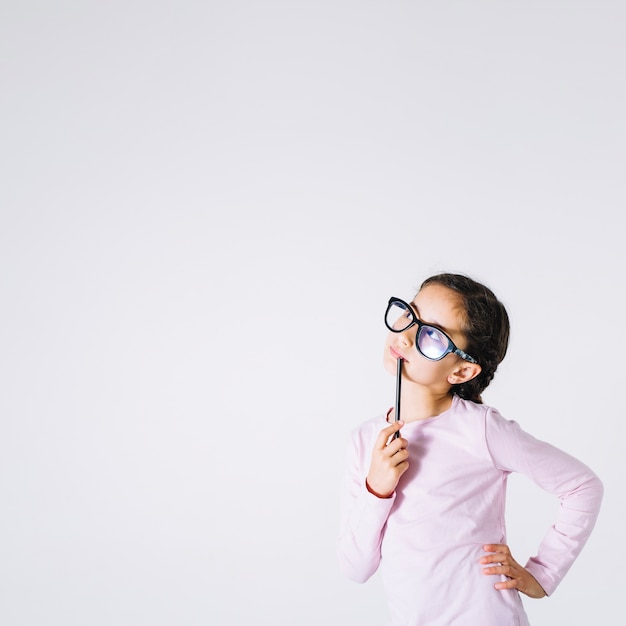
[1, 2, 623, 625]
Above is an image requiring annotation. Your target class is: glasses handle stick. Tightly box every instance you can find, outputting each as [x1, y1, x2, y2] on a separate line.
[393, 357, 402, 439]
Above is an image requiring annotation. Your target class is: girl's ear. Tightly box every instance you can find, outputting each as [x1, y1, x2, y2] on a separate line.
[447, 362, 481, 385]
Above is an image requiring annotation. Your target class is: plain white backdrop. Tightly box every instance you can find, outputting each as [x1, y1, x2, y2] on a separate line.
[1, 2, 623, 625]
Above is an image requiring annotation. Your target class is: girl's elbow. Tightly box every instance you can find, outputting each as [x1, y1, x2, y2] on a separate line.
[336, 543, 380, 583]
[338, 560, 377, 584]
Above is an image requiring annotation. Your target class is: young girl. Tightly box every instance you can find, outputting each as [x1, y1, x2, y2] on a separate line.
[337, 273, 603, 626]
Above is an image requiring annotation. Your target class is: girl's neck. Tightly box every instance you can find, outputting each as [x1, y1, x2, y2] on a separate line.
[393, 388, 454, 423]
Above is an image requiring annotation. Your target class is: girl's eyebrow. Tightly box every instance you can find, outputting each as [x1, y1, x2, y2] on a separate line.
[410, 301, 452, 335]
[410, 301, 435, 325]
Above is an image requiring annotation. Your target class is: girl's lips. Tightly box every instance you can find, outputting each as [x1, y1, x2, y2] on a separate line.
[390, 346, 408, 362]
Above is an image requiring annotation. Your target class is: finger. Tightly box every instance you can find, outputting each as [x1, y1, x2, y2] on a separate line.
[494, 578, 520, 591]
[374, 443, 409, 470]
[394, 459, 410, 477]
[388, 447, 410, 467]
[375, 421, 405, 449]
[483, 544, 511, 555]
[482, 564, 517, 577]
[480, 552, 515, 564]
[385, 436, 409, 457]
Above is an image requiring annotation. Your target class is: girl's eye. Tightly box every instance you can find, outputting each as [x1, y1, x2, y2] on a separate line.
[418, 326, 450, 359]
[424, 328, 446, 346]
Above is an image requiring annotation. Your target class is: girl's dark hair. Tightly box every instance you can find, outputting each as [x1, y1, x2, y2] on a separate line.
[420, 273, 510, 404]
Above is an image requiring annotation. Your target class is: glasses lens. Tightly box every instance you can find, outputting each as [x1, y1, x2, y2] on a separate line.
[386, 300, 413, 332]
[417, 326, 451, 360]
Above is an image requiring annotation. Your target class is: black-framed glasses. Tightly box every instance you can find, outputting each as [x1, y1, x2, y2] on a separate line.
[384, 297, 478, 364]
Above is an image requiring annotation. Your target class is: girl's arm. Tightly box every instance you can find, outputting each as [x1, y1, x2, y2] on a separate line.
[337, 421, 404, 583]
[485, 408, 604, 596]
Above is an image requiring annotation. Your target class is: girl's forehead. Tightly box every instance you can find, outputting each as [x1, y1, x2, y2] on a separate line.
[414, 283, 463, 307]
[412, 284, 466, 329]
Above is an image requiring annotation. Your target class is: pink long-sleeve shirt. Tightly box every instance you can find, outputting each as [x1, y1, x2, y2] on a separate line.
[337, 396, 603, 626]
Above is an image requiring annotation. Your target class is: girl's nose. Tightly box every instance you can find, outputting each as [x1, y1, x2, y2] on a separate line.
[399, 327, 413, 347]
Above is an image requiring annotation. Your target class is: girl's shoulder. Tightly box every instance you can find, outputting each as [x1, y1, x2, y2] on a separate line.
[455, 397, 543, 451]
[453, 396, 504, 422]
[350, 411, 390, 442]
[449, 396, 516, 440]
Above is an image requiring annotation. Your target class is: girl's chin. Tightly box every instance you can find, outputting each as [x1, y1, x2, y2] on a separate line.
[383, 358, 399, 376]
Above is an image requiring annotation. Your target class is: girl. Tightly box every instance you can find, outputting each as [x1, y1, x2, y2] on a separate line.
[337, 273, 603, 626]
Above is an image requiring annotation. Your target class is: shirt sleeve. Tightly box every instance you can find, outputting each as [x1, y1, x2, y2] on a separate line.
[485, 407, 604, 596]
[336, 425, 395, 583]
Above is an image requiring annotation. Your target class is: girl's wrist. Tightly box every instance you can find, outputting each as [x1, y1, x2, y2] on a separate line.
[366, 478, 394, 499]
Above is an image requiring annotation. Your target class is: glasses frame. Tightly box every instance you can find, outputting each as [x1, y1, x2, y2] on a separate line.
[385, 297, 478, 364]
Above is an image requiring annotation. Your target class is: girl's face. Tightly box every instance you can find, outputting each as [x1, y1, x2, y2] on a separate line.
[383, 284, 474, 387]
